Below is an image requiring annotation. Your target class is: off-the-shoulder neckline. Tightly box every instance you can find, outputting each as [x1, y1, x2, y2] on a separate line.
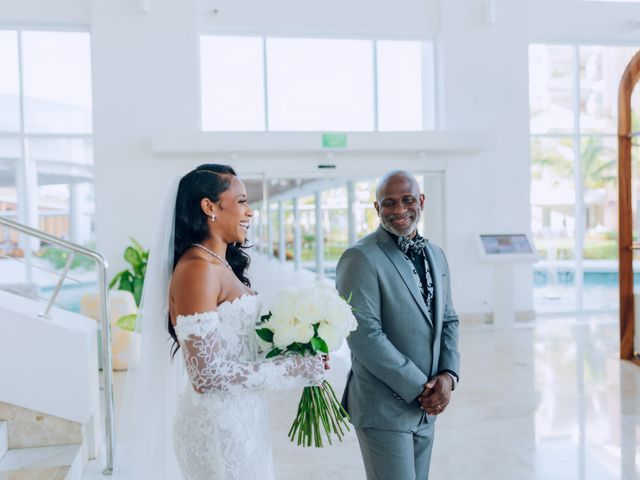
[175, 293, 259, 322]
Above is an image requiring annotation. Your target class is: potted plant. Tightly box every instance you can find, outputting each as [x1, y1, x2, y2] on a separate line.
[109, 238, 148, 331]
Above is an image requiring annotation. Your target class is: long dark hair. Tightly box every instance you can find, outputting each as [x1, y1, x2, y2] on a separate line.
[169, 164, 252, 356]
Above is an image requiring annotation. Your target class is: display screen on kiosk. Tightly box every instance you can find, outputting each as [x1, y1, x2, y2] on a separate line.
[479, 234, 533, 255]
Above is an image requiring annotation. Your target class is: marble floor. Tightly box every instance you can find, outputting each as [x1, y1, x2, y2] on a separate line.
[81, 256, 640, 480]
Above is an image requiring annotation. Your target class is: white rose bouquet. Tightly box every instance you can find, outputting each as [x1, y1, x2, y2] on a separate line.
[256, 282, 358, 447]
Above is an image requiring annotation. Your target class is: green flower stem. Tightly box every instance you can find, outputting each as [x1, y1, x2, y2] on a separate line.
[322, 381, 349, 437]
[310, 388, 321, 447]
[288, 381, 352, 448]
[318, 387, 338, 443]
[320, 388, 342, 440]
[313, 387, 331, 445]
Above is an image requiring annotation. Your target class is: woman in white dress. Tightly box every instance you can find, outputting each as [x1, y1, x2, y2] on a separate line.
[167, 164, 327, 480]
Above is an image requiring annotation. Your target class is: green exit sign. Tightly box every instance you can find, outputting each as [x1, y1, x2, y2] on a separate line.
[322, 133, 347, 149]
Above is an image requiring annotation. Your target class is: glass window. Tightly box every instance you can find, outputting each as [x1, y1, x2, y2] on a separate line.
[530, 137, 577, 311]
[579, 46, 639, 134]
[199, 35, 436, 132]
[22, 31, 93, 134]
[376, 40, 426, 131]
[530, 44, 640, 312]
[322, 187, 348, 263]
[0, 31, 20, 133]
[266, 37, 374, 131]
[529, 44, 575, 134]
[581, 136, 618, 309]
[27, 137, 93, 166]
[200, 36, 266, 131]
[298, 195, 316, 263]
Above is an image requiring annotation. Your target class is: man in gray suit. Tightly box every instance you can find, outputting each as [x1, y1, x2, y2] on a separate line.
[336, 170, 460, 480]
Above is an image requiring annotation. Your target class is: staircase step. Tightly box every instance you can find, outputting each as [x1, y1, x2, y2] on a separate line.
[0, 444, 80, 475]
[0, 403, 83, 450]
[0, 465, 70, 480]
[0, 422, 6, 460]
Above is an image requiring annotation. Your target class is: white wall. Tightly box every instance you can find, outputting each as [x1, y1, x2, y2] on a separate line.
[430, 0, 533, 315]
[4, 0, 634, 317]
[0, 0, 89, 27]
[0, 290, 99, 424]
[530, 0, 640, 44]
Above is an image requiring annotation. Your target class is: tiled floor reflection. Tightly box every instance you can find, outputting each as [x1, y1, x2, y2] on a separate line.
[431, 316, 640, 480]
[81, 257, 640, 479]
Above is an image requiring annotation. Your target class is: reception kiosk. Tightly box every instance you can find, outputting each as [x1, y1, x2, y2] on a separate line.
[477, 234, 538, 327]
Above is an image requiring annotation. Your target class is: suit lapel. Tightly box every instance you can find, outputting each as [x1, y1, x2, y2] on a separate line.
[424, 242, 443, 332]
[375, 227, 433, 326]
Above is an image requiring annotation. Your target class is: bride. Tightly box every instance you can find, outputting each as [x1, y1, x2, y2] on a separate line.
[116, 164, 327, 480]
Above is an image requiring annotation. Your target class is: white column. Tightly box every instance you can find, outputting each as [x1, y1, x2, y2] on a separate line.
[293, 197, 301, 270]
[278, 201, 286, 264]
[261, 175, 269, 256]
[315, 191, 324, 279]
[15, 154, 38, 233]
[347, 180, 357, 246]
[255, 207, 262, 251]
[15, 151, 39, 283]
[267, 203, 274, 259]
[69, 182, 82, 244]
[16, 33, 37, 282]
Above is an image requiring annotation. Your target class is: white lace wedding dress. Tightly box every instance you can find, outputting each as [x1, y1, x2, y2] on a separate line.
[172, 294, 326, 480]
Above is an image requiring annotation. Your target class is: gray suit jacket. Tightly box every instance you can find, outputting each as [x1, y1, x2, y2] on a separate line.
[336, 226, 460, 431]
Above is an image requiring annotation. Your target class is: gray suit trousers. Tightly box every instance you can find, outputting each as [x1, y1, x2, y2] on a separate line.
[355, 418, 435, 480]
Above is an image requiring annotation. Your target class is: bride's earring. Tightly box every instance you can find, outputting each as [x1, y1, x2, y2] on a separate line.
[210, 214, 216, 222]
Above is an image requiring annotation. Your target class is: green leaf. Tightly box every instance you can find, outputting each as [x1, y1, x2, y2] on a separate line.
[119, 273, 134, 293]
[311, 336, 329, 354]
[124, 246, 142, 269]
[116, 313, 138, 332]
[109, 271, 123, 289]
[256, 328, 274, 343]
[133, 276, 144, 306]
[129, 237, 145, 254]
[265, 347, 282, 359]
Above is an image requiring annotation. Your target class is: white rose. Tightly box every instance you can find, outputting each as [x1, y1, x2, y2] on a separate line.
[327, 301, 358, 334]
[272, 323, 298, 349]
[293, 322, 314, 344]
[294, 296, 326, 325]
[271, 289, 298, 323]
[325, 303, 348, 332]
[318, 322, 344, 351]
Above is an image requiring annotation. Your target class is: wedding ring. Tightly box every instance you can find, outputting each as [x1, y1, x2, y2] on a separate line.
[437, 404, 441, 409]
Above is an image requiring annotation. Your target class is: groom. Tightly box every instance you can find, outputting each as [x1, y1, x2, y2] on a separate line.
[336, 170, 460, 480]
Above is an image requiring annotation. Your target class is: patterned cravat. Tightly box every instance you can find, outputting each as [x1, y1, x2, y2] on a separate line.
[397, 235, 427, 256]
[397, 235, 434, 307]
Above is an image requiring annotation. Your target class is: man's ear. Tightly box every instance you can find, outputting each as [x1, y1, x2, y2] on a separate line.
[419, 194, 425, 211]
[374, 201, 380, 214]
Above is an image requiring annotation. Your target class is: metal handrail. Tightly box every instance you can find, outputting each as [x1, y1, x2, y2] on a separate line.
[0, 216, 115, 475]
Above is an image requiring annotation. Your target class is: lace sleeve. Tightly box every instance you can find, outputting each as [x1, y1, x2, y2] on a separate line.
[175, 311, 326, 393]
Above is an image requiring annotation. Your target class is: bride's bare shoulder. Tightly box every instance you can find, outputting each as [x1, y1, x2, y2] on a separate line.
[171, 254, 222, 316]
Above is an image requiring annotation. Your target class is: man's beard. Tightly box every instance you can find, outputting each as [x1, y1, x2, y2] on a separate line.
[380, 213, 420, 237]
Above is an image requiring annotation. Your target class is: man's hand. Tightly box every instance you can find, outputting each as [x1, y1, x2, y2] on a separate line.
[418, 374, 453, 415]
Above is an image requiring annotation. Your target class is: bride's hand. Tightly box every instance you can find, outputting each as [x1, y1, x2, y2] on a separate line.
[321, 354, 331, 370]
